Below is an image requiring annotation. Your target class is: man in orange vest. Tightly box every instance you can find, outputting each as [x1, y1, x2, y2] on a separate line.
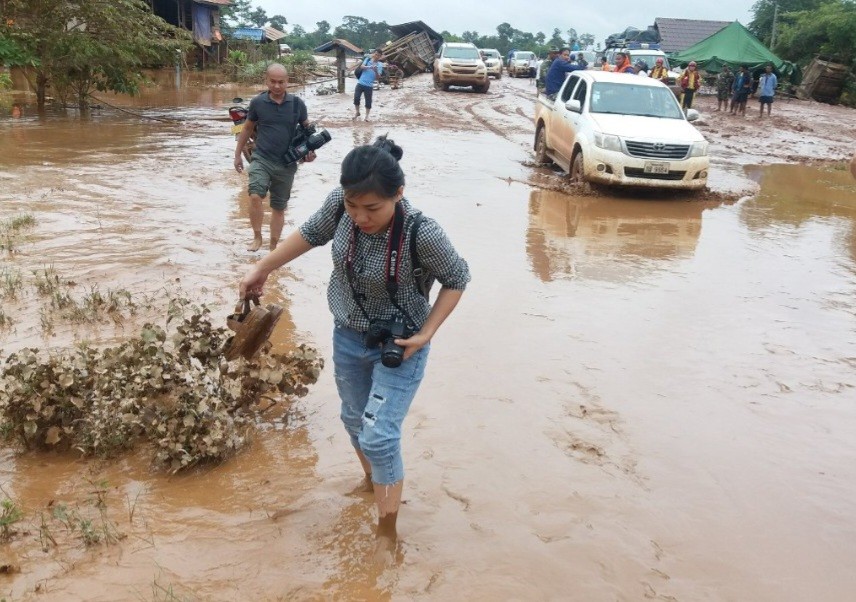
[614, 51, 635, 74]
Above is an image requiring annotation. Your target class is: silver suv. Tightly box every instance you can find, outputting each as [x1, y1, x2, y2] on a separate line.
[479, 48, 503, 79]
[434, 42, 490, 93]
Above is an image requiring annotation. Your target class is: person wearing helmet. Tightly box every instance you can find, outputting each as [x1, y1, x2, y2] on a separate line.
[614, 51, 635, 74]
[649, 57, 669, 83]
[679, 60, 701, 110]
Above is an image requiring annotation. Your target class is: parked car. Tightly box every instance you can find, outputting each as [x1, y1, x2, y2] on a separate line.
[604, 43, 681, 84]
[533, 70, 709, 190]
[433, 42, 490, 93]
[479, 48, 503, 79]
[507, 50, 537, 78]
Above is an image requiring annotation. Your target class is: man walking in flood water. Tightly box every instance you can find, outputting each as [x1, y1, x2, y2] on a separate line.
[233, 63, 315, 252]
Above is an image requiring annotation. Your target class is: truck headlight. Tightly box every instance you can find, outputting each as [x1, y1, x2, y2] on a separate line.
[594, 133, 622, 152]
[689, 141, 709, 157]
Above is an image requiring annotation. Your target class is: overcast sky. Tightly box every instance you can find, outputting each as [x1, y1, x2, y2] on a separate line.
[254, 1, 756, 46]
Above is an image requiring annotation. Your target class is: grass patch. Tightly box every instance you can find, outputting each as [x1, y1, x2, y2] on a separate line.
[0, 213, 36, 252]
[0, 266, 23, 299]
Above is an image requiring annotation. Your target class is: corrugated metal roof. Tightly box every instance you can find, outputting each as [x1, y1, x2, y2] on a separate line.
[388, 21, 443, 44]
[263, 26, 286, 41]
[230, 26, 284, 42]
[655, 18, 732, 53]
[314, 38, 363, 55]
[232, 27, 264, 41]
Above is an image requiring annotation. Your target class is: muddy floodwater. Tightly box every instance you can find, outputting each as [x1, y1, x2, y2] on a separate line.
[1, 73, 856, 601]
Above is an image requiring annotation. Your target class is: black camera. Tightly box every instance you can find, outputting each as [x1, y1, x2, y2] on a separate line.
[283, 124, 331, 165]
[365, 318, 412, 368]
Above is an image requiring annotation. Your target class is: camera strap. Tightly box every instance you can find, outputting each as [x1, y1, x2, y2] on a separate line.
[344, 202, 419, 329]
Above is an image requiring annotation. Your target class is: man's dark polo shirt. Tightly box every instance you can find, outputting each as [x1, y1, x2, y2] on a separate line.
[247, 92, 308, 164]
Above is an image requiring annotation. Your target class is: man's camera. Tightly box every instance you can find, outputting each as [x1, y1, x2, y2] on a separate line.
[365, 318, 412, 368]
[283, 124, 332, 166]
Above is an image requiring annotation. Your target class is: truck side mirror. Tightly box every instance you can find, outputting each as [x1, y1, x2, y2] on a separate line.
[565, 99, 582, 112]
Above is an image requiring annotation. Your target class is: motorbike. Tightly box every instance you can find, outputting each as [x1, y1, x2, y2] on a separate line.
[228, 97, 255, 162]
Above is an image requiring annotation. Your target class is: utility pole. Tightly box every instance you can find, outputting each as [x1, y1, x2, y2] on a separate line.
[770, 0, 780, 50]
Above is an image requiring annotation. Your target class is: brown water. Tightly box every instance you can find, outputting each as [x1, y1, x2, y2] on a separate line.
[1, 74, 855, 601]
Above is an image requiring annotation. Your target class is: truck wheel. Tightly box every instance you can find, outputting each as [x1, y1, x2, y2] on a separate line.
[534, 127, 551, 165]
[571, 150, 586, 182]
[476, 80, 490, 93]
[433, 72, 442, 90]
[442, 83, 451, 92]
[496, 72, 502, 80]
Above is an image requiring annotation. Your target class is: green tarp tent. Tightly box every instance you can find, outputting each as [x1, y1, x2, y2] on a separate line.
[670, 21, 796, 77]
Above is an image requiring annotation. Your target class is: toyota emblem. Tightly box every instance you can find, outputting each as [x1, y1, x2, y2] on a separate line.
[653, 142, 666, 150]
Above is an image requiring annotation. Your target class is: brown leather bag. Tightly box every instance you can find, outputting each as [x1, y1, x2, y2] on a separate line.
[225, 296, 284, 360]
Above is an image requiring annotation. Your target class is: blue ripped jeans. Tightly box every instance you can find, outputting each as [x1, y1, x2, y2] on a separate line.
[333, 324, 429, 485]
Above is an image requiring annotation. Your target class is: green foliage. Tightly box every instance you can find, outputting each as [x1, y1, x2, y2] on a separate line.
[0, 301, 323, 472]
[0, 33, 34, 66]
[0, 71, 11, 91]
[2, 0, 192, 109]
[774, 0, 856, 64]
[749, 0, 824, 46]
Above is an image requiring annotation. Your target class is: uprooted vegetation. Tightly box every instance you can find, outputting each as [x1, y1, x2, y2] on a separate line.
[0, 299, 323, 472]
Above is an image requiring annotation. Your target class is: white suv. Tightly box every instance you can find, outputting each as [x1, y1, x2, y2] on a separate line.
[434, 42, 490, 93]
[534, 70, 709, 190]
[604, 44, 681, 84]
[479, 48, 503, 79]
[508, 50, 536, 78]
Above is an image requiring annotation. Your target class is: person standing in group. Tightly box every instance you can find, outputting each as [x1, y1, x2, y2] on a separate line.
[613, 51, 636, 74]
[599, 56, 612, 72]
[679, 61, 701, 110]
[354, 49, 384, 122]
[758, 64, 778, 117]
[649, 57, 669, 83]
[239, 135, 470, 563]
[233, 63, 315, 253]
[537, 48, 559, 93]
[715, 65, 735, 111]
[545, 48, 585, 96]
[731, 65, 752, 116]
[528, 54, 538, 84]
[576, 53, 588, 69]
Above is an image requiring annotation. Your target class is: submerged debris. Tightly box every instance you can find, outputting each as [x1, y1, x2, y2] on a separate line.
[0, 303, 323, 472]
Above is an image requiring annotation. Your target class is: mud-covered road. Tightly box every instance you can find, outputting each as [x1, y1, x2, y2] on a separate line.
[1, 71, 855, 601]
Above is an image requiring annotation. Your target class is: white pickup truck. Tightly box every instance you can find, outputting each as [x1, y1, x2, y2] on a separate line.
[534, 70, 709, 190]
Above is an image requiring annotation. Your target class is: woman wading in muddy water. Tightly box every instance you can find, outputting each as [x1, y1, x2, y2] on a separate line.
[239, 136, 470, 560]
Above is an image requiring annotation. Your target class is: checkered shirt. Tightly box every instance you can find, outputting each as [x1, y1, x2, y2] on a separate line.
[299, 187, 471, 332]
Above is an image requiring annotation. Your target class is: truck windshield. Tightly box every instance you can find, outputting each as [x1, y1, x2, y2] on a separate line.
[590, 82, 684, 119]
[481, 50, 500, 58]
[632, 54, 669, 70]
[445, 47, 480, 60]
[515, 52, 535, 60]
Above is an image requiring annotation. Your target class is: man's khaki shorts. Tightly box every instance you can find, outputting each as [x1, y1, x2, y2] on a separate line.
[247, 155, 298, 210]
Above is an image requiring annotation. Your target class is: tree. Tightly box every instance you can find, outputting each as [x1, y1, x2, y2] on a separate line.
[248, 7, 268, 28]
[221, 0, 255, 28]
[749, 0, 823, 46]
[462, 31, 480, 43]
[2, 0, 191, 110]
[579, 33, 595, 48]
[315, 21, 331, 37]
[774, 0, 856, 63]
[268, 14, 287, 31]
[566, 28, 578, 46]
[548, 28, 565, 48]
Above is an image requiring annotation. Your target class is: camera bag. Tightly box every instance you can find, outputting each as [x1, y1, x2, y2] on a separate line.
[354, 58, 367, 78]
